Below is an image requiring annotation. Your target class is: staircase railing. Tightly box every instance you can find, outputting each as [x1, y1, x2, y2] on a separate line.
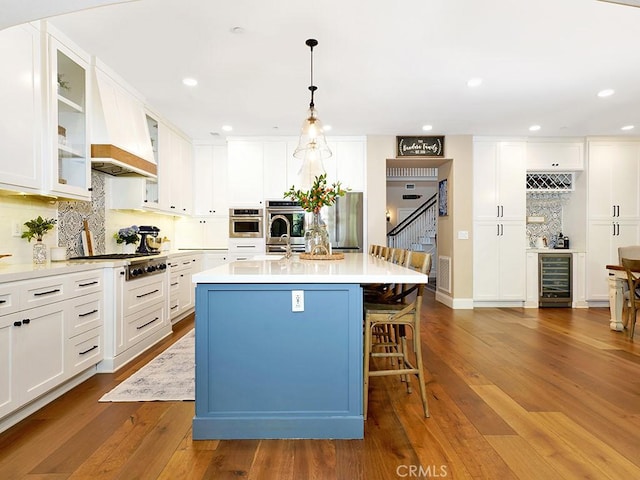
[387, 193, 438, 251]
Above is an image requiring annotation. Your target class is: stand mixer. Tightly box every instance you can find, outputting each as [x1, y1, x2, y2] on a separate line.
[136, 225, 161, 254]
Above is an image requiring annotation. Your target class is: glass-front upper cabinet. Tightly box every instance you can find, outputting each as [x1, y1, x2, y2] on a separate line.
[145, 113, 160, 206]
[49, 33, 91, 200]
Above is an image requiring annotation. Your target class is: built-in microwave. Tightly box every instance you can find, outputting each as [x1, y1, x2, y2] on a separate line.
[265, 200, 306, 252]
[228, 208, 263, 238]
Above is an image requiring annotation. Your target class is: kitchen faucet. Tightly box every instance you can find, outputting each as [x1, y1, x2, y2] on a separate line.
[269, 214, 292, 258]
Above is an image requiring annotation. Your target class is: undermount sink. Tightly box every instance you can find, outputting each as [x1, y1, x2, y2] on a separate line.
[250, 254, 285, 261]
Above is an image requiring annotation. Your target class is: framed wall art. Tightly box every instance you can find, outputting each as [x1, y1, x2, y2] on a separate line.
[438, 179, 448, 216]
[396, 135, 445, 157]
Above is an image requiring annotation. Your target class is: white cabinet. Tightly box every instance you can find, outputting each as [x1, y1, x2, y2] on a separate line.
[473, 139, 527, 303]
[168, 253, 202, 323]
[193, 144, 228, 215]
[204, 252, 229, 269]
[263, 141, 289, 200]
[0, 269, 103, 422]
[0, 23, 42, 192]
[526, 141, 584, 171]
[48, 30, 92, 200]
[586, 141, 640, 302]
[473, 221, 526, 302]
[586, 220, 640, 301]
[227, 141, 265, 206]
[323, 137, 367, 191]
[587, 142, 640, 219]
[174, 217, 228, 249]
[228, 136, 366, 207]
[0, 23, 91, 200]
[473, 140, 526, 222]
[159, 123, 193, 215]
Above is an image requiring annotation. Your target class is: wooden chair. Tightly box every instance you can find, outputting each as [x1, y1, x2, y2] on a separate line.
[363, 251, 431, 419]
[621, 257, 640, 339]
[378, 246, 391, 260]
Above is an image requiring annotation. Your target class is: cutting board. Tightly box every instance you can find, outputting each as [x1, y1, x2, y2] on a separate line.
[81, 220, 95, 256]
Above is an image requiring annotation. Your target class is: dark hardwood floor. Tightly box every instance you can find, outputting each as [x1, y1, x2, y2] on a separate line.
[1, 293, 639, 479]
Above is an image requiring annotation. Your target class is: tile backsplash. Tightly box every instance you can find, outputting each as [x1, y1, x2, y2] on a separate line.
[58, 171, 106, 258]
[0, 171, 177, 265]
[526, 191, 570, 248]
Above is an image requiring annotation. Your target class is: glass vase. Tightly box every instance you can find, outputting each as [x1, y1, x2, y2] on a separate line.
[33, 239, 47, 264]
[122, 243, 137, 254]
[304, 212, 330, 255]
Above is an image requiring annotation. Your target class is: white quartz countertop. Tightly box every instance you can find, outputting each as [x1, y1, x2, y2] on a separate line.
[0, 250, 205, 283]
[192, 253, 430, 284]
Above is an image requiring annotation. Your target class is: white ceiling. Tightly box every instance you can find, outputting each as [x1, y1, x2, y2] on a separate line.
[5, 0, 640, 141]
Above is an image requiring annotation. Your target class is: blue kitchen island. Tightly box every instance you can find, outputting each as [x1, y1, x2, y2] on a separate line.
[191, 253, 429, 440]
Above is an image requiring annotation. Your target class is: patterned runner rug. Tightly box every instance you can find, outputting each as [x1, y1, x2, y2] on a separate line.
[99, 329, 195, 402]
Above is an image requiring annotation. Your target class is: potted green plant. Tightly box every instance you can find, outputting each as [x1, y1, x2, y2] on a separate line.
[22, 216, 57, 264]
[114, 225, 140, 253]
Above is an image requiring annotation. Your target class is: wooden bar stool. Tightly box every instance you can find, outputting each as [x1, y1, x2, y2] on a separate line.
[363, 251, 431, 419]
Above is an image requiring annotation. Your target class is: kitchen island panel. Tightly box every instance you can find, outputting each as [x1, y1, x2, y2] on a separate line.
[193, 283, 363, 439]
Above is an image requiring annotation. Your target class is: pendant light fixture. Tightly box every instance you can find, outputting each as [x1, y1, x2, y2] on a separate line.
[294, 38, 332, 189]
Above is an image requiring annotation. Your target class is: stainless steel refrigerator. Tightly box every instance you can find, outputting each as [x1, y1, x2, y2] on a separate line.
[322, 191, 364, 253]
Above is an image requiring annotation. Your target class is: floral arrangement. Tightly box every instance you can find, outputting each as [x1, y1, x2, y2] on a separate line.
[284, 174, 348, 213]
[114, 225, 140, 245]
[22, 216, 57, 242]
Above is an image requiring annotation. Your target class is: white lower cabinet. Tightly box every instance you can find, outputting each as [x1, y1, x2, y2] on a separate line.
[100, 266, 170, 373]
[473, 221, 526, 303]
[168, 253, 202, 323]
[586, 220, 640, 301]
[0, 302, 65, 420]
[0, 269, 104, 425]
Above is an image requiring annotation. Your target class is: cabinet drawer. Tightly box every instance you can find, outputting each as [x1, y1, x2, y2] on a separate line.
[67, 293, 102, 338]
[169, 293, 179, 318]
[169, 272, 180, 293]
[125, 303, 165, 349]
[123, 276, 166, 316]
[0, 283, 21, 317]
[22, 275, 66, 309]
[66, 270, 102, 297]
[66, 327, 102, 375]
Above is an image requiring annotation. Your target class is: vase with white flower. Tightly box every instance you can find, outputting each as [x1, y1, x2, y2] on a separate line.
[284, 174, 348, 255]
[114, 225, 140, 253]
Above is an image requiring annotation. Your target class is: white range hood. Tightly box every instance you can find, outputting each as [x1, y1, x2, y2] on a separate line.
[91, 63, 157, 177]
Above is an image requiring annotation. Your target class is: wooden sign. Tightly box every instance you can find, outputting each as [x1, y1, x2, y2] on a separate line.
[396, 136, 445, 157]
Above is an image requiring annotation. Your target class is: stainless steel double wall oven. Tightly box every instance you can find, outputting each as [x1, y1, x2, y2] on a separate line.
[265, 200, 306, 253]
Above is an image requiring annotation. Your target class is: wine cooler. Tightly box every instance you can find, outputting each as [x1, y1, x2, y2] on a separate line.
[539, 253, 572, 307]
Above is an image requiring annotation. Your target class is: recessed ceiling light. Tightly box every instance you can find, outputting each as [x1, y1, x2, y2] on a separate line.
[222, 125, 233, 132]
[597, 89, 615, 97]
[529, 125, 541, 132]
[467, 78, 483, 88]
[323, 125, 332, 132]
[182, 77, 198, 87]
[230, 26, 245, 34]
[422, 125, 433, 131]
[621, 125, 635, 131]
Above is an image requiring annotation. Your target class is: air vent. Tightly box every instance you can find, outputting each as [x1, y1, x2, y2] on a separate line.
[438, 255, 451, 294]
[526, 173, 574, 191]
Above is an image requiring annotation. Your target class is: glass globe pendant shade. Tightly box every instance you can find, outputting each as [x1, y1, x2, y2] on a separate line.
[297, 147, 326, 191]
[293, 107, 332, 160]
